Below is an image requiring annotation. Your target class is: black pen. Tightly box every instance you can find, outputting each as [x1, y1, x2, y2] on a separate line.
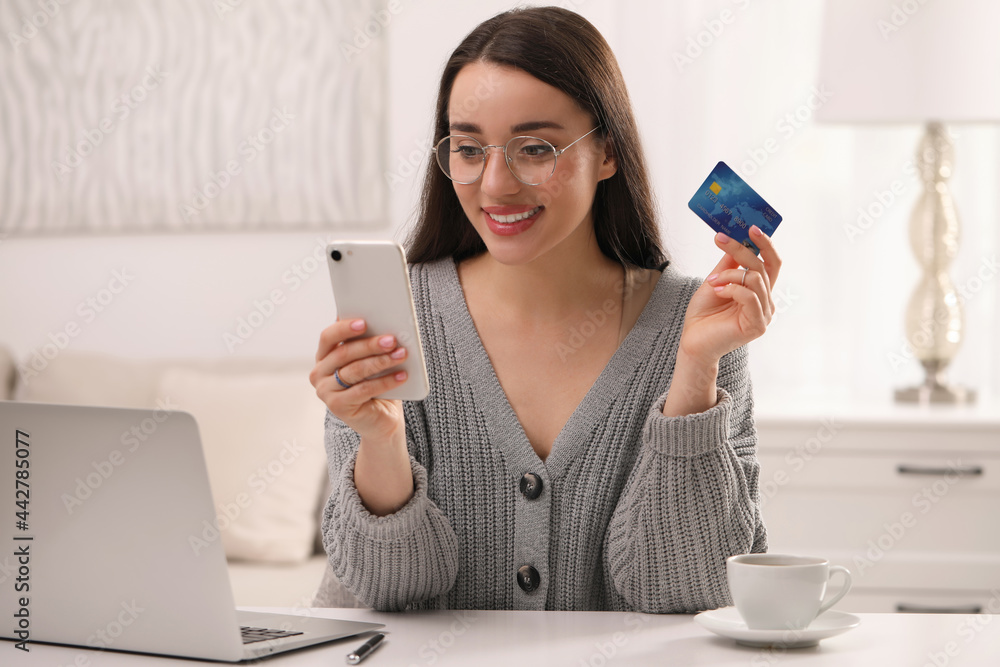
[346, 633, 385, 665]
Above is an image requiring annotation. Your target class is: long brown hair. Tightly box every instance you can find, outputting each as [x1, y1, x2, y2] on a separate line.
[405, 6, 666, 269]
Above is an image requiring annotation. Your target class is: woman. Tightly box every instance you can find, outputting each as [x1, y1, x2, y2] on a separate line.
[310, 6, 779, 613]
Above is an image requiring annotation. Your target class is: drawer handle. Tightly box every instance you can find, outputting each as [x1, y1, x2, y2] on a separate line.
[896, 603, 983, 614]
[896, 464, 984, 477]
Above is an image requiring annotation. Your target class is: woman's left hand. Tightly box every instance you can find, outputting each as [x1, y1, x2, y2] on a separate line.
[678, 225, 782, 367]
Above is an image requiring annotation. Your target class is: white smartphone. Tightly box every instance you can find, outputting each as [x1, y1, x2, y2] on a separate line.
[325, 241, 429, 401]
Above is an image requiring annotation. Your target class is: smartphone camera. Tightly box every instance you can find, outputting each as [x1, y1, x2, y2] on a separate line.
[330, 249, 342, 262]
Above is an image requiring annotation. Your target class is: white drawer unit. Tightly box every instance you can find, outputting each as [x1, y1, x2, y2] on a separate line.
[754, 399, 1000, 614]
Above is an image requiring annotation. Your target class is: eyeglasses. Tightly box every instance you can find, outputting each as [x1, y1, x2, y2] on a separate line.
[434, 126, 601, 186]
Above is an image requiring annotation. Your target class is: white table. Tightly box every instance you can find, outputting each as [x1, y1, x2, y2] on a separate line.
[8, 607, 1000, 666]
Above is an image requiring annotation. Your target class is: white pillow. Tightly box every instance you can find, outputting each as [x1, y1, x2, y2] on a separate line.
[156, 367, 328, 563]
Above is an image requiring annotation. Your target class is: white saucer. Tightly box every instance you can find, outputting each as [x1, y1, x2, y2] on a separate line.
[694, 607, 861, 648]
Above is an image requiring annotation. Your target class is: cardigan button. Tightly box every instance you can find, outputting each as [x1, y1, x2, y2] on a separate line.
[517, 565, 540, 593]
[519, 472, 543, 500]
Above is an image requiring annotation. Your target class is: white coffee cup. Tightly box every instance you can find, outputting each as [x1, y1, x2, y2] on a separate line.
[726, 554, 852, 630]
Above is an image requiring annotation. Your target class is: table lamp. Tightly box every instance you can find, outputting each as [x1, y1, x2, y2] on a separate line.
[816, 0, 1000, 404]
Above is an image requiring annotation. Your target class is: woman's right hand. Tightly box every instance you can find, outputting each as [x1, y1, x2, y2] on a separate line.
[309, 318, 409, 442]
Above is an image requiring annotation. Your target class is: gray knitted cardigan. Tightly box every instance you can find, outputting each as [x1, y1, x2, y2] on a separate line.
[315, 257, 766, 612]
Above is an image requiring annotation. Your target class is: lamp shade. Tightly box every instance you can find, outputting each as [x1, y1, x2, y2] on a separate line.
[816, 0, 1000, 123]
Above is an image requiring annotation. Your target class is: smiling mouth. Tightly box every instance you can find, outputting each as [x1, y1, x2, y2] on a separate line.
[486, 206, 542, 224]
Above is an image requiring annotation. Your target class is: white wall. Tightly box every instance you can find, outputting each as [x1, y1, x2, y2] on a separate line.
[2, 0, 998, 406]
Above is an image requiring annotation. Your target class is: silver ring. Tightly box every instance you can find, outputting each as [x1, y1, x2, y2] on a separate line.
[741, 268, 749, 287]
[334, 368, 352, 390]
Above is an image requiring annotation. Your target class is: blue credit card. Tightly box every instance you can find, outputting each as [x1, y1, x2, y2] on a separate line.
[687, 161, 782, 254]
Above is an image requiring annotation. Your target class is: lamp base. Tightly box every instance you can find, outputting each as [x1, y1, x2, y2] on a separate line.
[895, 375, 977, 405]
[893, 124, 977, 407]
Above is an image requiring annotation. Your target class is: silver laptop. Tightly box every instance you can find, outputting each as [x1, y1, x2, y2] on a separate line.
[0, 400, 382, 661]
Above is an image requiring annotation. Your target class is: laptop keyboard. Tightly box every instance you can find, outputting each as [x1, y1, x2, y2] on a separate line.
[240, 626, 304, 644]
